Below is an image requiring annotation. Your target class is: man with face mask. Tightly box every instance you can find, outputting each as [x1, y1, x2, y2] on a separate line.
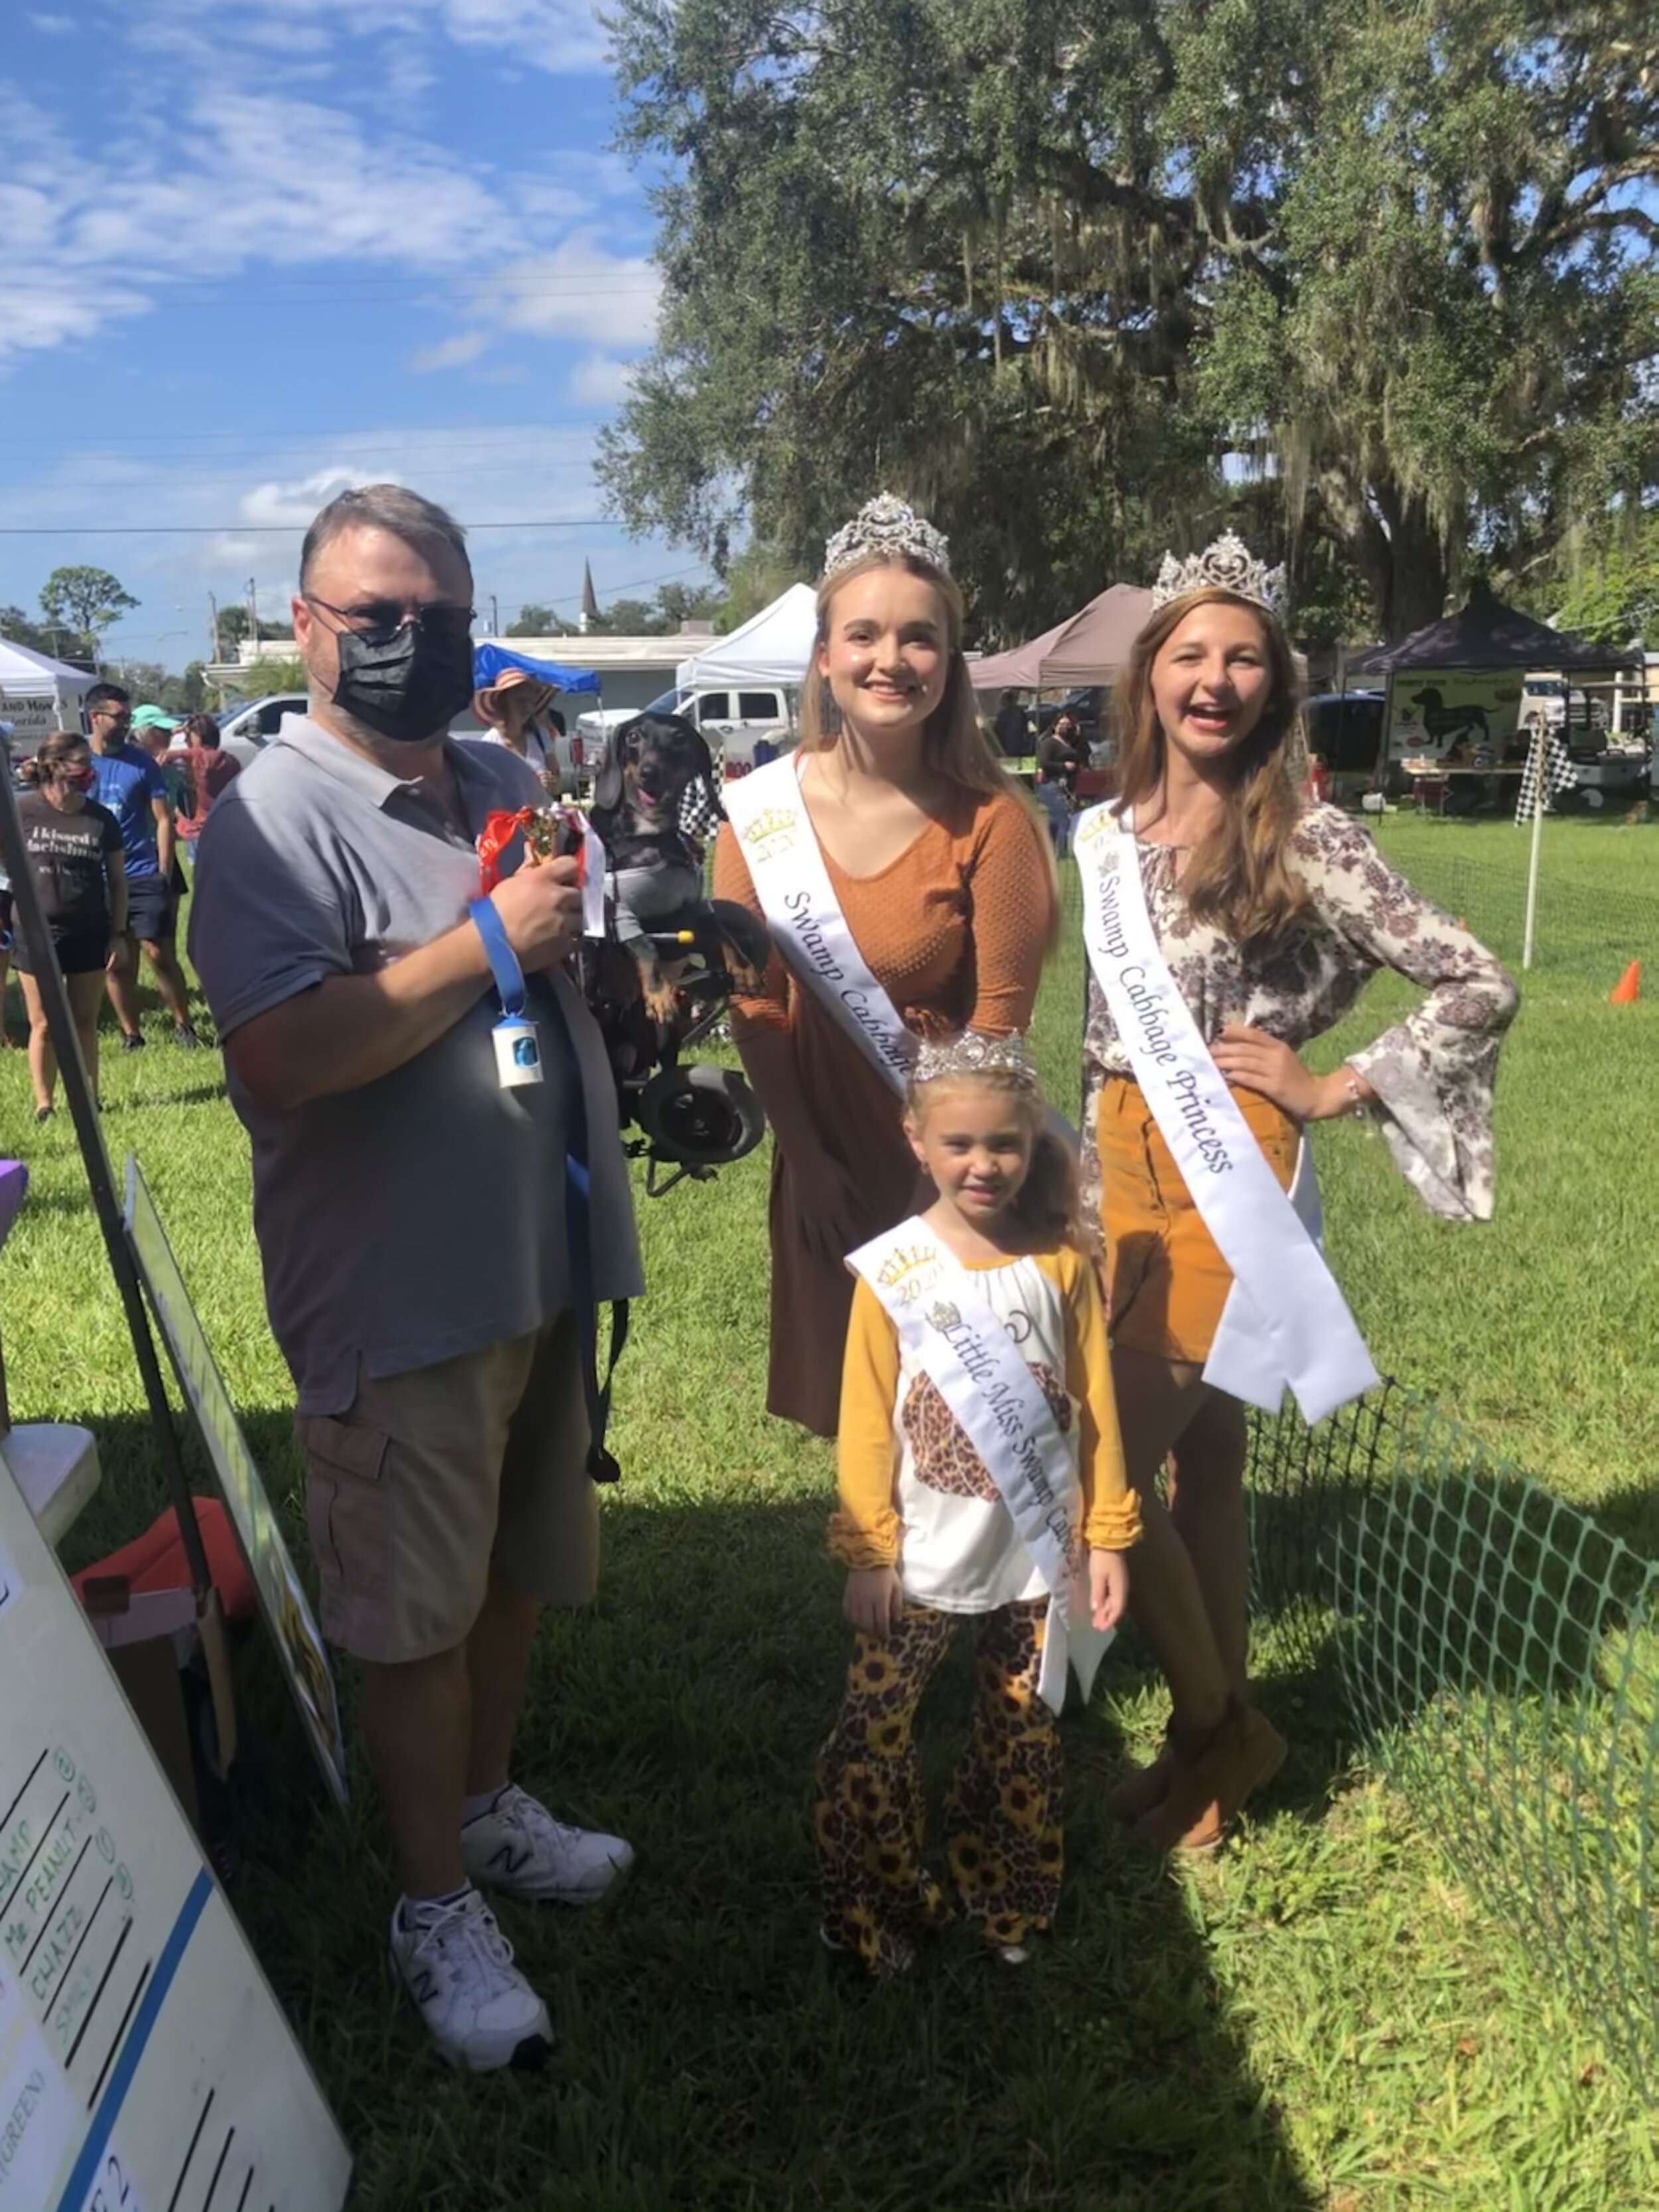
[187, 484, 643, 2075]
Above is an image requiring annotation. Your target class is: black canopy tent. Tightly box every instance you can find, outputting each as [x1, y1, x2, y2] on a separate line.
[1346, 585, 1638, 803]
[1348, 583, 1634, 678]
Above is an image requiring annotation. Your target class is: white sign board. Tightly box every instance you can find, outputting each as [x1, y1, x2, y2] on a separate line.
[122, 1161, 348, 1810]
[1386, 668, 1526, 766]
[0, 697, 70, 753]
[0, 1445, 351, 2212]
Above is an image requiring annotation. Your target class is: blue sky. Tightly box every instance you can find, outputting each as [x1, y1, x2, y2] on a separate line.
[0, 1, 702, 666]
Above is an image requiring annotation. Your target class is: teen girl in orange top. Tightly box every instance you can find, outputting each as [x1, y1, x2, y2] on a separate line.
[716, 496, 1054, 1437]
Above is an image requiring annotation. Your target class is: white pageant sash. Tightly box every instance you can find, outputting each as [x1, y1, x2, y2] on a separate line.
[849, 1218, 1113, 1715]
[723, 757, 917, 1092]
[1073, 804, 1378, 1424]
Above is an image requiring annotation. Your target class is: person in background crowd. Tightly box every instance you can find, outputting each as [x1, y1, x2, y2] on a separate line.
[473, 666, 561, 794]
[188, 482, 642, 2075]
[11, 731, 127, 1121]
[175, 713, 241, 848]
[132, 708, 190, 899]
[85, 682, 201, 1050]
[991, 688, 1031, 759]
[1035, 711, 1085, 856]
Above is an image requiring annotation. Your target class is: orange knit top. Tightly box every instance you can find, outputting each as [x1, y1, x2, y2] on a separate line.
[712, 778, 1056, 1438]
[713, 782, 1054, 1046]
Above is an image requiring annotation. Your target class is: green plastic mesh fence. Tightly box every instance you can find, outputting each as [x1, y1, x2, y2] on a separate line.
[1246, 1384, 1659, 2090]
[1386, 843, 1659, 984]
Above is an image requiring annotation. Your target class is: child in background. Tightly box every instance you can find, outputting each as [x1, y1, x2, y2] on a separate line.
[816, 1031, 1139, 1976]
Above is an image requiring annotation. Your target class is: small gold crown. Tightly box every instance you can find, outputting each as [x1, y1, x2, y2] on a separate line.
[741, 806, 796, 844]
[926, 1300, 962, 1332]
[877, 1244, 935, 1288]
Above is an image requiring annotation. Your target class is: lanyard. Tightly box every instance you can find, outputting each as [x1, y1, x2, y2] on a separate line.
[468, 889, 626, 1482]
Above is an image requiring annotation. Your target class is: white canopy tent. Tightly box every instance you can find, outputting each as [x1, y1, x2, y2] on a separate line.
[677, 583, 818, 688]
[0, 638, 96, 751]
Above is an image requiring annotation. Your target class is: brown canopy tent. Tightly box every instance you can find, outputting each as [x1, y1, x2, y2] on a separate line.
[971, 583, 1154, 692]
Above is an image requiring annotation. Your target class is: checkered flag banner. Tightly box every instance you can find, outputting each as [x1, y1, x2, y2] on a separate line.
[1516, 729, 1578, 822]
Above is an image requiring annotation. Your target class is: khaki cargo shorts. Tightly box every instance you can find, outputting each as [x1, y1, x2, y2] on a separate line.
[296, 1316, 598, 1664]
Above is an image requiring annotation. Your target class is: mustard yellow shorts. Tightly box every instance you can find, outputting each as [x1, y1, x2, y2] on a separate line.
[297, 1315, 599, 1664]
[1098, 1076, 1298, 1366]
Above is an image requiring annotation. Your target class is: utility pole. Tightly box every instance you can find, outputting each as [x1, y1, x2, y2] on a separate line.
[246, 577, 259, 640]
[208, 591, 220, 664]
[488, 594, 500, 636]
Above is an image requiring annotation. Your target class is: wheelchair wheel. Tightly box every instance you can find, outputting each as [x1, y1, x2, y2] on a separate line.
[637, 1064, 764, 1167]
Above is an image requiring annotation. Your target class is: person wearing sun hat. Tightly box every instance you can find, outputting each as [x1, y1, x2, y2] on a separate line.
[473, 664, 561, 793]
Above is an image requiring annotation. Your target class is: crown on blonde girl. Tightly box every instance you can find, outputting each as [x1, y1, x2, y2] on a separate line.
[824, 492, 952, 582]
[1151, 531, 1285, 615]
[912, 1030, 1039, 1091]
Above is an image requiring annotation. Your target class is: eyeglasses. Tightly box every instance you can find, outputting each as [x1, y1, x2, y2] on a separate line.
[303, 595, 475, 648]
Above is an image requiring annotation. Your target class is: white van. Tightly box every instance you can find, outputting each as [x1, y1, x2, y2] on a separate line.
[574, 684, 795, 769]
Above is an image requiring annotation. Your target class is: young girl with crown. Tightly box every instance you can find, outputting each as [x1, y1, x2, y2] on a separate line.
[1070, 536, 1518, 1854]
[815, 1031, 1139, 1976]
[717, 496, 1054, 1438]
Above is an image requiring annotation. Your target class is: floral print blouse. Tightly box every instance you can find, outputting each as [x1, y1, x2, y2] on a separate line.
[1080, 804, 1520, 1224]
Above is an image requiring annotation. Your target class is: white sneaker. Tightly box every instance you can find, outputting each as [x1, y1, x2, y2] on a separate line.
[390, 1887, 553, 2073]
[462, 1783, 634, 1904]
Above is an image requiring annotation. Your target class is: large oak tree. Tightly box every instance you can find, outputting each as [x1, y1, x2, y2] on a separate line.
[600, 0, 1658, 642]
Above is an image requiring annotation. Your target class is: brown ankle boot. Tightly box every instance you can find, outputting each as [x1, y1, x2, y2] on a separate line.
[1105, 1727, 1177, 1823]
[1131, 1700, 1286, 1854]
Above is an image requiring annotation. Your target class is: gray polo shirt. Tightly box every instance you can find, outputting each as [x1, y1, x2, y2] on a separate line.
[188, 714, 642, 1415]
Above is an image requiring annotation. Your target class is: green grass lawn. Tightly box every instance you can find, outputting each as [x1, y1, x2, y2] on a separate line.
[1, 812, 1657, 2209]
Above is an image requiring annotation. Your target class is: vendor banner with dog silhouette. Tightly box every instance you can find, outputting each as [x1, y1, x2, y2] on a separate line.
[1386, 670, 1526, 767]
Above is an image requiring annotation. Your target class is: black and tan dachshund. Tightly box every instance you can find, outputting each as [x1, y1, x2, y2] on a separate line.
[587, 711, 768, 1023]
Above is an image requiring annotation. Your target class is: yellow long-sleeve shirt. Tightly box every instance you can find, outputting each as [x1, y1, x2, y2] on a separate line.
[831, 1244, 1141, 1607]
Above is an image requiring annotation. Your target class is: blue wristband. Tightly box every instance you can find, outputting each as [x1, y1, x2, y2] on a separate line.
[468, 896, 526, 1018]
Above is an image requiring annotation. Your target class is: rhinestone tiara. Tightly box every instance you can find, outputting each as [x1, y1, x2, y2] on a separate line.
[912, 1029, 1039, 1092]
[823, 492, 951, 583]
[1151, 531, 1285, 615]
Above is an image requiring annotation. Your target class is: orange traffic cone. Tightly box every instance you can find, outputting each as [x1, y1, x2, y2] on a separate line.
[1611, 960, 1641, 1004]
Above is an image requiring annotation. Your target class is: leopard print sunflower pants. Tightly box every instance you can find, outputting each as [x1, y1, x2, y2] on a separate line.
[814, 1596, 1060, 1977]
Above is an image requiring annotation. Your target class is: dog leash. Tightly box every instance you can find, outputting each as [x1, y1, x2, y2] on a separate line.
[471, 828, 627, 1484]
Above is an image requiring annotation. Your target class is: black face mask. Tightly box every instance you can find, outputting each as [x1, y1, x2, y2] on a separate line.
[330, 620, 475, 745]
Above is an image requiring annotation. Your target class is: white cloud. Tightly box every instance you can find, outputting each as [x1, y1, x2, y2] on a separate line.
[239, 467, 376, 530]
[0, 76, 660, 372]
[131, 1, 611, 82]
[493, 234, 662, 348]
[411, 332, 492, 373]
[26, 13, 76, 32]
[567, 352, 637, 408]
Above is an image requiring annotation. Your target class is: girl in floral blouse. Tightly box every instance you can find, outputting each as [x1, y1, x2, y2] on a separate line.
[1079, 547, 1518, 1854]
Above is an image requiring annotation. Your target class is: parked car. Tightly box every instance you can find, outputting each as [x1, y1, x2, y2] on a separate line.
[1303, 690, 1387, 796]
[1520, 680, 1609, 743]
[211, 692, 310, 767]
[573, 684, 796, 770]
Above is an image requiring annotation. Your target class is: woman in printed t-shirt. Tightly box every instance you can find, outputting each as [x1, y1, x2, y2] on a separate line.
[12, 731, 128, 1121]
[1074, 536, 1518, 1853]
[715, 494, 1056, 1438]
